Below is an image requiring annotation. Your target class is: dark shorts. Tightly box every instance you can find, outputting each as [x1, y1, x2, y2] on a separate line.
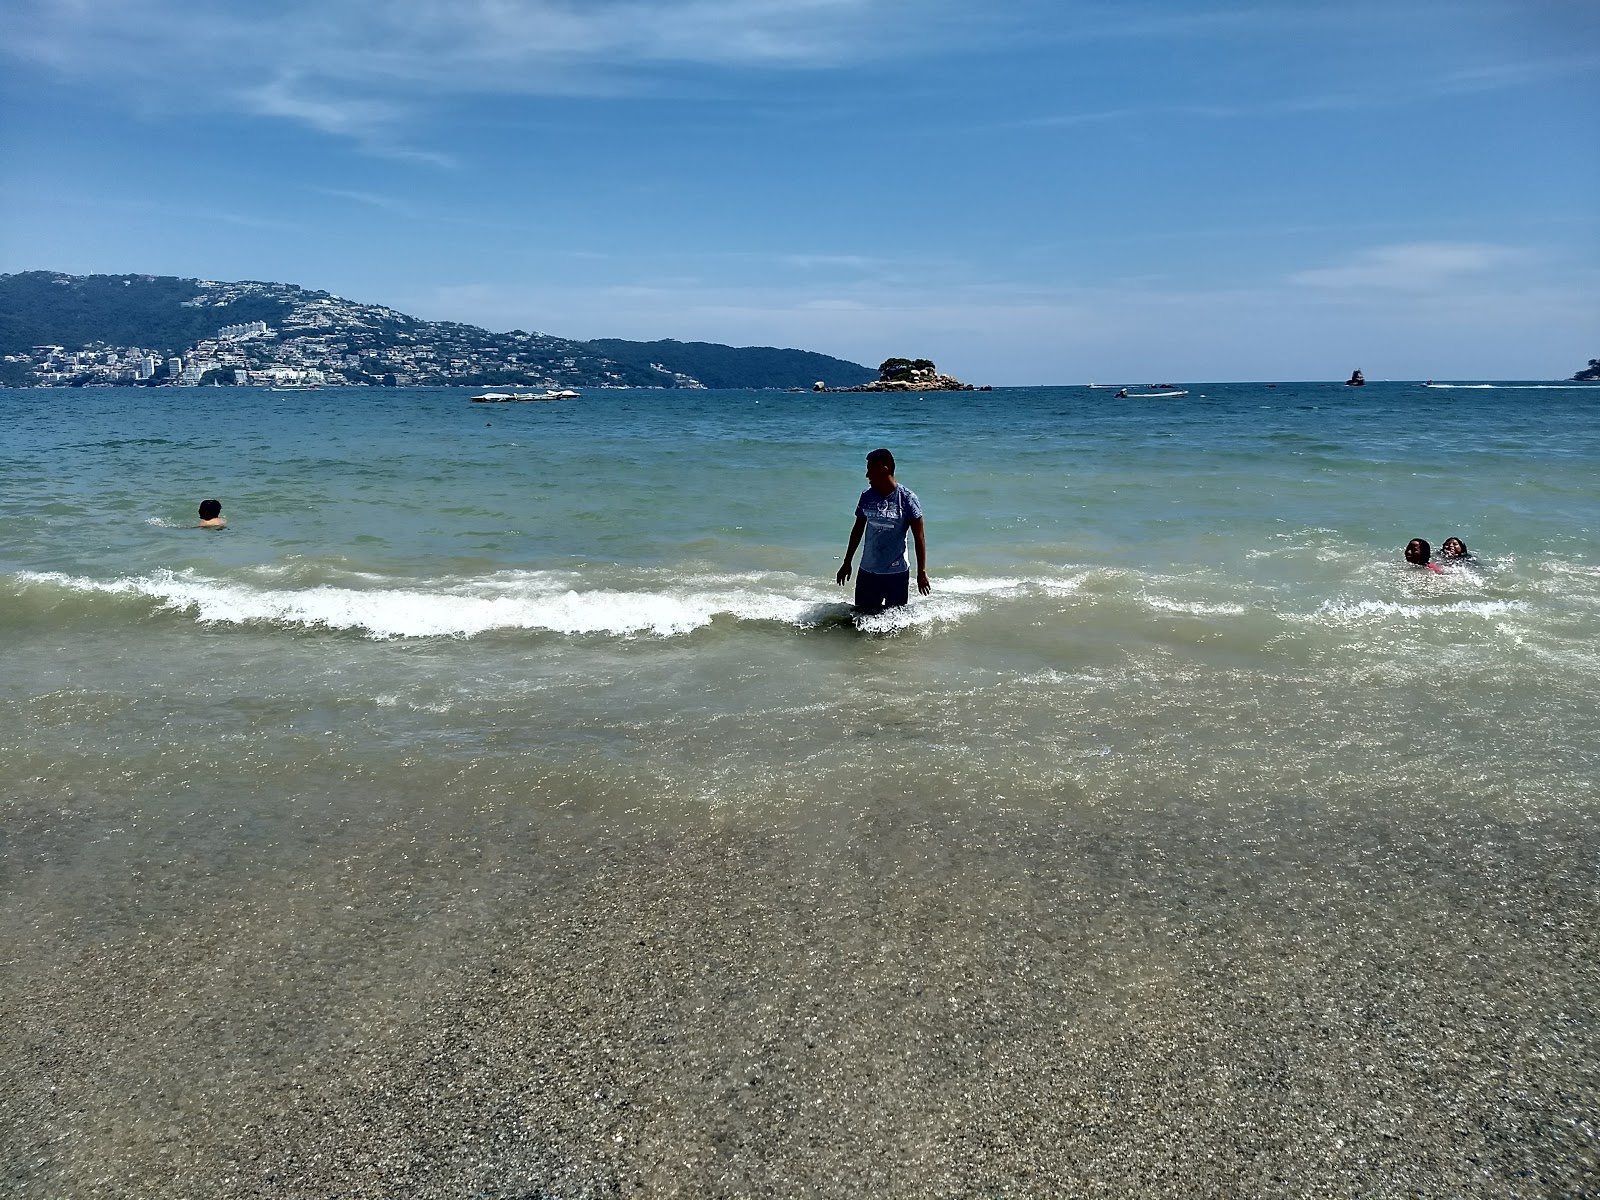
[855, 568, 910, 612]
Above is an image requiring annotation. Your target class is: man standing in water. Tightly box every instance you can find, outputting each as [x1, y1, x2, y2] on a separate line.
[836, 447, 930, 612]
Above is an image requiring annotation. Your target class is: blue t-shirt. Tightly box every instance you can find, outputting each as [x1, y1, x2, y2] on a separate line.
[856, 484, 923, 575]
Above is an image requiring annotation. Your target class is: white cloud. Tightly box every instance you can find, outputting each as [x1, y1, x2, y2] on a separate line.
[6, 0, 933, 151]
[1287, 242, 1527, 292]
[8, 0, 902, 90]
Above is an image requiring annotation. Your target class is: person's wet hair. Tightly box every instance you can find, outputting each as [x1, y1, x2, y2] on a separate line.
[1441, 537, 1469, 558]
[866, 448, 896, 473]
[198, 499, 222, 520]
[1404, 538, 1431, 566]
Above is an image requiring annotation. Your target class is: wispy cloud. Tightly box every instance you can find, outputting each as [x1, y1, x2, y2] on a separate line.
[1007, 52, 1600, 130]
[302, 186, 421, 217]
[7, 0, 931, 154]
[1288, 242, 1527, 291]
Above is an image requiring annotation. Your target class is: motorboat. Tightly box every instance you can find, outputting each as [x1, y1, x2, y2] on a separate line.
[1346, 369, 1366, 386]
[470, 389, 580, 403]
[1121, 389, 1188, 398]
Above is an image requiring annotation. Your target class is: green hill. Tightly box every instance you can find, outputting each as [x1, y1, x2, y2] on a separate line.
[0, 271, 874, 390]
[0, 273, 292, 359]
[585, 338, 875, 390]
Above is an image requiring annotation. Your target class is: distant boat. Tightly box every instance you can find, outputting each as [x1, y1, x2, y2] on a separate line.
[1121, 389, 1188, 398]
[470, 389, 580, 403]
[1346, 369, 1366, 386]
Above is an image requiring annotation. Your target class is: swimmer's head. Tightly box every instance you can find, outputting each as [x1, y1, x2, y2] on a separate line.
[865, 447, 896, 491]
[1404, 538, 1431, 566]
[198, 499, 222, 520]
[1441, 537, 1468, 558]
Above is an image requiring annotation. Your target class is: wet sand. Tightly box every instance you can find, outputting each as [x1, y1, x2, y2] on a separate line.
[3, 787, 1598, 1198]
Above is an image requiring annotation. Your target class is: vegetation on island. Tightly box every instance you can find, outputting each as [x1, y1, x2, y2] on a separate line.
[1575, 359, 1600, 382]
[825, 356, 977, 392]
[877, 357, 937, 382]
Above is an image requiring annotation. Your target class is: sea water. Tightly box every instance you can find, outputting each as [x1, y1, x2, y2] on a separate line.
[4, 381, 1598, 826]
[5, 380, 1598, 849]
[5, 381, 1599, 1189]
[5, 382, 1596, 799]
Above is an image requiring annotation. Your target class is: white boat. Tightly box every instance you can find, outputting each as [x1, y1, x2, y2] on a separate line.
[470, 389, 580, 403]
[1119, 389, 1188, 398]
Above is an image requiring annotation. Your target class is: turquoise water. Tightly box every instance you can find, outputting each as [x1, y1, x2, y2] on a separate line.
[5, 381, 1599, 1192]
[4, 381, 1597, 820]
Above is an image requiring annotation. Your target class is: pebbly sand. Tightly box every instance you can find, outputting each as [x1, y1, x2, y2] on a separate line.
[3, 782, 1597, 1198]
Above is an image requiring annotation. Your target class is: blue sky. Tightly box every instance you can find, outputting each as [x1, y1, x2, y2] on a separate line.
[2, 0, 1596, 382]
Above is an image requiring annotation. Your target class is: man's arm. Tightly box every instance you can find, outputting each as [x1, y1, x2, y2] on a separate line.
[836, 515, 867, 585]
[910, 516, 930, 594]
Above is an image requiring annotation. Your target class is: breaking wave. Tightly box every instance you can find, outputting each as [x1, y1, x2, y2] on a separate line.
[13, 568, 847, 639]
[7, 563, 1566, 642]
[1304, 598, 1527, 623]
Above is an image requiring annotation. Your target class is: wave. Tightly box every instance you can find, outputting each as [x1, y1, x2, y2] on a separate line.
[13, 569, 846, 639]
[3, 565, 1115, 640]
[7, 565, 1560, 641]
[1305, 598, 1527, 622]
[1423, 384, 1594, 390]
[1143, 595, 1247, 616]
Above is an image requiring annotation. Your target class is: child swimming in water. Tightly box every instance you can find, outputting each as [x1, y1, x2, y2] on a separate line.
[1404, 538, 1442, 572]
[1440, 536, 1472, 560]
[196, 499, 226, 529]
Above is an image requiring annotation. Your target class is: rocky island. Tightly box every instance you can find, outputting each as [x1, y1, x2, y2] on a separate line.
[1573, 358, 1599, 382]
[817, 357, 982, 392]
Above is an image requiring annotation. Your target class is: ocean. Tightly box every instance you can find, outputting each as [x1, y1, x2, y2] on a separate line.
[3, 381, 1598, 1196]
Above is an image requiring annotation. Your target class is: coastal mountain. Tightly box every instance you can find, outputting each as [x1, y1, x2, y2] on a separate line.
[587, 339, 874, 391]
[0, 272, 874, 390]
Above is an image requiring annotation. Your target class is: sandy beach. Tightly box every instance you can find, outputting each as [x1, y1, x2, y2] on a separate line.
[5, 780, 1596, 1198]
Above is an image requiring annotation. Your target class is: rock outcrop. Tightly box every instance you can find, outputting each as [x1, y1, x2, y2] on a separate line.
[827, 357, 977, 392]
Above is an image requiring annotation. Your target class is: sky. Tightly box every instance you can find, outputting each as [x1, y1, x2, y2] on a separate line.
[2, 0, 1596, 383]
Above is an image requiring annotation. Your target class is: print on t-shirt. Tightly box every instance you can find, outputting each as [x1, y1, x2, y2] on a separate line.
[856, 484, 924, 574]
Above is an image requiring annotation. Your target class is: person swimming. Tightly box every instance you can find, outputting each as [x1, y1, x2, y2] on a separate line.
[1405, 538, 1442, 572]
[1440, 536, 1471, 560]
[196, 499, 226, 529]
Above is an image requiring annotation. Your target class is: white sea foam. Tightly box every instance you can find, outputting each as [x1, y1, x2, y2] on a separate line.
[936, 575, 1027, 595]
[16, 568, 852, 639]
[853, 592, 981, 634]
[9, 565, 1123, 640]
[1305, 598, 1527, 623]
[1143, 596, 1248, 615]
[25, 566, 1525, 639]
[1037, 577, 1088, 596]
